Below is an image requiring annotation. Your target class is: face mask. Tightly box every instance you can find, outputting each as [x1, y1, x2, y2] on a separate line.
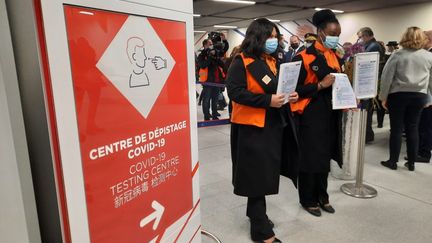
[357, 38, 364, 44]
[305, 42, 313, 48]
[208, 45, 214, 50]
[291, 43, 299, 50]
[323, 35, 339, 49]
[280, 42, 286, 49]
[264, 38, 278, 54]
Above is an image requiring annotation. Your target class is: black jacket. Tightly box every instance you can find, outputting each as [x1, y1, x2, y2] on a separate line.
[226, 55, 299, 196]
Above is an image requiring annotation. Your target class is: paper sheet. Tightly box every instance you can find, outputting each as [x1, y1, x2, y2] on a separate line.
[332, 73, 358, 110]
[353, 52, 380, 99]
[277, 61, 302, 104]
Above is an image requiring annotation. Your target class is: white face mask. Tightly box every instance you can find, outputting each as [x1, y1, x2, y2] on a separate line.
[305, 42, 313, 48]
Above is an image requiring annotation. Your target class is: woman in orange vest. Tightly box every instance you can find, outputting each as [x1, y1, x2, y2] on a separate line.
[290, 9, 344, 217]
[226, 18, 299, 243]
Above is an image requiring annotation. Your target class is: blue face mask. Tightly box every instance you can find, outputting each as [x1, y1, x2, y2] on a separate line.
[264, 38, 278, 54]
[323, 35, 340, 49]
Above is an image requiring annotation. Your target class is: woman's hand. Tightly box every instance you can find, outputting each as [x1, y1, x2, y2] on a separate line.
[319, 74, 336, 89]
[382, 100, 388, 110]
[270, 94, 286, 108]
[288, 92, 299, 103]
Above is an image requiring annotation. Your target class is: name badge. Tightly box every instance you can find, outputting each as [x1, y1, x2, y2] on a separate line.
[262, 75, 271, 85]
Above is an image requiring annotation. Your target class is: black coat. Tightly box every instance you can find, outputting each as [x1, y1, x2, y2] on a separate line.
[292, 46, 343, 173]
[226, 55, 299, 197]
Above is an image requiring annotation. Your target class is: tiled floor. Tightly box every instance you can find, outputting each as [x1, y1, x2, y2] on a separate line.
[198, 117, 432, 243]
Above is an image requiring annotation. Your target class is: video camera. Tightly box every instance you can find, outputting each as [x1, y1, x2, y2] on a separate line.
[207, 31, 226, 57]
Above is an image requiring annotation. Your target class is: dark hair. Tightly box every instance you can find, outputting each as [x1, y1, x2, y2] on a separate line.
[202, 39, 210, 47]
[358, 27, 374, 37]
[312, 9, 339, 31]
[241, 18, 278, 57]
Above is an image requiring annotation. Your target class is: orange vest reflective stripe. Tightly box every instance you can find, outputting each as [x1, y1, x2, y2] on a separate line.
[198, 67, 226, 83]
[231, 53, 276, 128]
[290, 42, 341, 114]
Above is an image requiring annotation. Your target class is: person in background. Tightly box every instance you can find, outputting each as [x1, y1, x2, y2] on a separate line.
[273, 33, 287, 70]
[415, 30, 432, 163]
[357, 27, 385, 143]
[291, 9, 343, 217]
[226, 18, 299, 243]
[197, 38, 227, 120]
[379, 27, 432, 171]
[286, 35, 305, 62]
[304, 33, 318, 48]
[374, 40, 389, 128]
[373, 41, 400, 127]
[385, 41, 399, 61]
[342, 42, 353, 62]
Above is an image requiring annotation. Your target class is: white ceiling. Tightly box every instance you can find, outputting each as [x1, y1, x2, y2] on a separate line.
[193, 0, 431, 31]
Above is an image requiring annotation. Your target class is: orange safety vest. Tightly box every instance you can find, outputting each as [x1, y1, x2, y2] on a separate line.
[198, 66, 226, 83]
[290, 41, 341, 114]
[231, 53, 277, 128]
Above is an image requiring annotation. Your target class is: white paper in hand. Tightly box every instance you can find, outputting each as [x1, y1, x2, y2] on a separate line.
[332, 73, 358, 110]
[277, 61, 302, 104]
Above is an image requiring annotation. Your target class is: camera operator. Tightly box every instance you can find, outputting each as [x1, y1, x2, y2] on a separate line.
[198, 33, 229, 120]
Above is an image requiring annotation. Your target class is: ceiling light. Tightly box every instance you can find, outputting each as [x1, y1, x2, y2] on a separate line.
[193, 14, 201, 17]
[214, 25, 238, 29]
[255, 18, 280, 23]
[194, 30, 207, 33]
[268, 19, 280, 23]
[79, 11, 94, 16]
[315, 8, 344, 13]
[213, 0, 256, 5]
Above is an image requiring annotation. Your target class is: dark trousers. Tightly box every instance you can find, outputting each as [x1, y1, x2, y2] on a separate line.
[363, 99, 375, 142]
[419, 106, 432, 160]
[202, 85, 219, 119]
[298, 172, 329, 208]
[387, 92, 427, 163]
[247, 197, 274, 241]
[375, 98, 386, 127]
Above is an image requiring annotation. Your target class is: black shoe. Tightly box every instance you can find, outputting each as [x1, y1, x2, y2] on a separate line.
[211, 116, 219, 120]
[377, 124, 383, 128]
[404, 162, 415, 171]
[381, 160, 397, 170]
[204, 116, 211, 121]
[404, 156, 430, 163]
[214, 112, 221, 117]
[302, 206, 321, 217]
[319, 202, 335, 214]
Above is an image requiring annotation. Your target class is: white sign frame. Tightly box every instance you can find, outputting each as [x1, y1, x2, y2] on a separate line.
[35, 1, 200, 242]
[353, 52, 380, 99]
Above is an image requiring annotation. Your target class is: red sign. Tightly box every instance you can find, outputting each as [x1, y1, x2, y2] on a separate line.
[64, 5, 193, 242]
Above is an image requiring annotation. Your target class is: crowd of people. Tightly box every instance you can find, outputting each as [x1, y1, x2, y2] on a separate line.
[196, 8, 432, 243]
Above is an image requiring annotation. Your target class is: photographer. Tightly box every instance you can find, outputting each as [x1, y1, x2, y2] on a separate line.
[198, 33, 229, 120]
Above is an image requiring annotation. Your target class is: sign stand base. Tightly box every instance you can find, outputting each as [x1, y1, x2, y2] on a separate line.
[341, 183, 378, 199]
[201, 229, 222, 243]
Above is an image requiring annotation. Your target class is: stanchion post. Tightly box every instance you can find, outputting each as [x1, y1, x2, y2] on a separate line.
[341, 108, 378, 198]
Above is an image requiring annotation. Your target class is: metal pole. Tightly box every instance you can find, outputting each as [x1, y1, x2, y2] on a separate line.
[201, 229, 222, 243]
[355, 109, 367, 187]
[341, 108, 378, 198]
